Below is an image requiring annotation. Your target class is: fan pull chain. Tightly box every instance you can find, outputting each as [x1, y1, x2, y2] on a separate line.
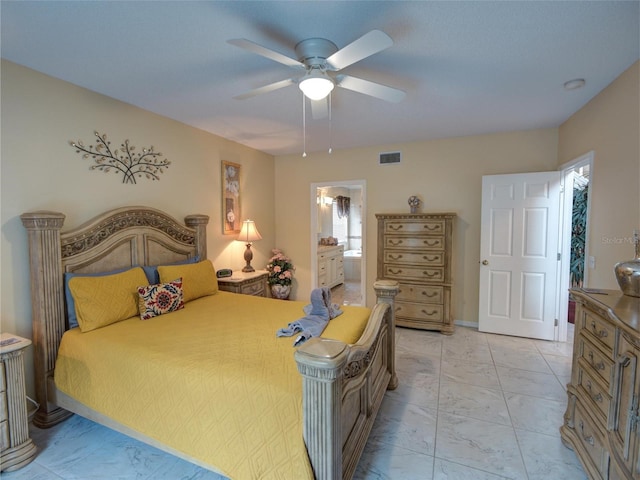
[302, 93, 307, 158]
[328, 92, 333, 154]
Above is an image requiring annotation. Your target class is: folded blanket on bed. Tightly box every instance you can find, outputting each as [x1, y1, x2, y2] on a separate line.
[303, 286, 343, 319]
[277, 288, 332, 346]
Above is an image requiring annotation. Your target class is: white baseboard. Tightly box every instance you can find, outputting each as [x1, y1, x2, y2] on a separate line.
[454, 319, 479, 329]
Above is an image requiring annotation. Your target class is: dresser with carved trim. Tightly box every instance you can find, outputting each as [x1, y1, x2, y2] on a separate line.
[561, 289, 640, 479]
[376, 213, 456, 334]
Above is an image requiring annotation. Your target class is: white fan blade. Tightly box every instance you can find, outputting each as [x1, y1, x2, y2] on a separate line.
[326, 30, 393, 71]
[336, 75, 405, 103]
[227, 39, 305, 69]
[234, 78, 296, 100]
[310, 98, 328, 120]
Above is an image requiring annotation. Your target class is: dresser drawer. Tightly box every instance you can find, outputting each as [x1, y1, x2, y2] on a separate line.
[384, 236, 444, 250]
[397, 284, 443, 304]
[578, 362, 611, 420]
[581, 309, 615, 354]
[395, 302, 444, 322]
[384, 219, 445, 235]
[240, 282, 265, 296]
[384, 265, 444, 282]
[384, 251, 444, 266]
[578, 334, 614, 391]
[574, 403, 608, 477]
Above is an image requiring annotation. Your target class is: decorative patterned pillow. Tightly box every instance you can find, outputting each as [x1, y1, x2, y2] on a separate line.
[137, 278, 184, 320]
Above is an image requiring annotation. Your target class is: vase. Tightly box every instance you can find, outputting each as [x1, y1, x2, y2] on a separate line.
[271, 284, 291, 300]
[614, 232, 640, 297]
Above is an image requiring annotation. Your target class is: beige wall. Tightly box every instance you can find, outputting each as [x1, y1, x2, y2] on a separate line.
[558, 61, 640, 289]
[274, 129, 559, 324]
[3, 56, 637, 398]
[1, 60, 275, 396]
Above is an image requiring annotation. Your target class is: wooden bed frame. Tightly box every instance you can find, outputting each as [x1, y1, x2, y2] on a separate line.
[21, 206, 398, 480]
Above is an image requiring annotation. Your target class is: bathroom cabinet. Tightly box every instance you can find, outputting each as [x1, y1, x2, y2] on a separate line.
[318, 245, 344, 289]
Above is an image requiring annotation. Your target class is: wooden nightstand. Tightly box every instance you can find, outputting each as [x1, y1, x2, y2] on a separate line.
[217, 270, 268, 297]
[0, 333, 37, 472]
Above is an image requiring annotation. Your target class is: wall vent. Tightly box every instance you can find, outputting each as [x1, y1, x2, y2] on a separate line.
[379, 151, 401, 165]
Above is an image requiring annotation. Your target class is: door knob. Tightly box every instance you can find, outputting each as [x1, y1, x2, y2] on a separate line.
[481, 260, 489, 265]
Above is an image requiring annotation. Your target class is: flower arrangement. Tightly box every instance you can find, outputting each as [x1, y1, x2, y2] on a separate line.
[266, 248, 295, 286]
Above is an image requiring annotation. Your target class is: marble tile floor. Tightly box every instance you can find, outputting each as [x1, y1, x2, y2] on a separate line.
[331, 281, 362, 305]
[2, 325, 585, 480]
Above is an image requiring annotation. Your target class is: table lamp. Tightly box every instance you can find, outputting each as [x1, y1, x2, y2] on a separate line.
[238, 220, 262, 272]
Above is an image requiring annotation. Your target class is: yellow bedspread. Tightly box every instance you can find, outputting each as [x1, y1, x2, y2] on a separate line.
[55, 292, 370, 479]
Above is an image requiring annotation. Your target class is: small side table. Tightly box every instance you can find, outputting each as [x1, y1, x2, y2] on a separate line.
[0, 333, 37, 472]
[217, 270, 268, 297]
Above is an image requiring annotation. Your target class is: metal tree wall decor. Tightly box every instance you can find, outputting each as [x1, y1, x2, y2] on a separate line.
[69, 131, 170, 184]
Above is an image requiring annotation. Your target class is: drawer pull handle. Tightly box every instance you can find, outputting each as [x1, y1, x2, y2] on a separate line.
[389, 269, 403, 275]
[423, 271, 439, 278]
[423, 255, 439, 261]
[389, 225, 404, 231]
[421, 309, 438, 316]
[423, 240, 439, 246]
[590, 321, 608, 338]
[579, 421, 595, 446]
[389, 240, 403, 246]
[422, 291, 438, 298]
[584, 382, 603, 403]
[587, 352, 606, 371]
[389, 254, 403, 260]
[423, 225, 439, 231]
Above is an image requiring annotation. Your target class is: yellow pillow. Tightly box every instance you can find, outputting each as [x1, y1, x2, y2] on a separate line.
[158, 259, 218, 302]
[68, 267, 149, 332]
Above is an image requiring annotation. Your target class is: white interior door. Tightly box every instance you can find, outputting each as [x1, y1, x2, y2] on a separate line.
[479, 171, 562, 340]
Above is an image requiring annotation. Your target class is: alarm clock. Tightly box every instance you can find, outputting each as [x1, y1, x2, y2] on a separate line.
[216, 268, 233, 278]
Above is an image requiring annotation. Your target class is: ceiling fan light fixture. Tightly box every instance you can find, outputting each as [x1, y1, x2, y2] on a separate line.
[299, 71, 334, 100]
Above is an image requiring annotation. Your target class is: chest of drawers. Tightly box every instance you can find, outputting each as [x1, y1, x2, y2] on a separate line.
[217, 270, 268, 297]
[0, 334, 37, 472]
[561, 289, 640, 479]
[376, 213, 456, 334]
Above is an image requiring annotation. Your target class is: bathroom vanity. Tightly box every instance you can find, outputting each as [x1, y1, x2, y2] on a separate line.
[317, 245, 344, 289]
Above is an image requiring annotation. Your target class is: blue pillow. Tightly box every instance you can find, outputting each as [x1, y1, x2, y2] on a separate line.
[64, 256, 199, 329]
[141, 256, 199, 284]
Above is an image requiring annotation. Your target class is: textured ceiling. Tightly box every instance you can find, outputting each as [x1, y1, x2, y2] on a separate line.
[2, 1, 639, 156]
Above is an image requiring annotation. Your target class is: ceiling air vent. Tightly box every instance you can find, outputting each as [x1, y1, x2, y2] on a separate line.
[379, 151, 401, 165]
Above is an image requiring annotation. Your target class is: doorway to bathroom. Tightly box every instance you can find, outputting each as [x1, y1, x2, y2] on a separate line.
[310, 180, 366, 306]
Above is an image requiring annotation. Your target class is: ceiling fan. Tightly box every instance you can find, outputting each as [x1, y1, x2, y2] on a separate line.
[228, 30, 405, 119]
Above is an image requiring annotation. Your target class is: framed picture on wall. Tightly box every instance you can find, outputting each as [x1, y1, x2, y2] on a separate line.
[222, 160, 241, 235]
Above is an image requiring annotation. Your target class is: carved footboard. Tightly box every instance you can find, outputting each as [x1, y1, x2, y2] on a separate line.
[295, 280, 399, 480]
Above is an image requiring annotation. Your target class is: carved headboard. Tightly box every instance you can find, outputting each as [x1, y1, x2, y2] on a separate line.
[20, 206, 209, 427]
